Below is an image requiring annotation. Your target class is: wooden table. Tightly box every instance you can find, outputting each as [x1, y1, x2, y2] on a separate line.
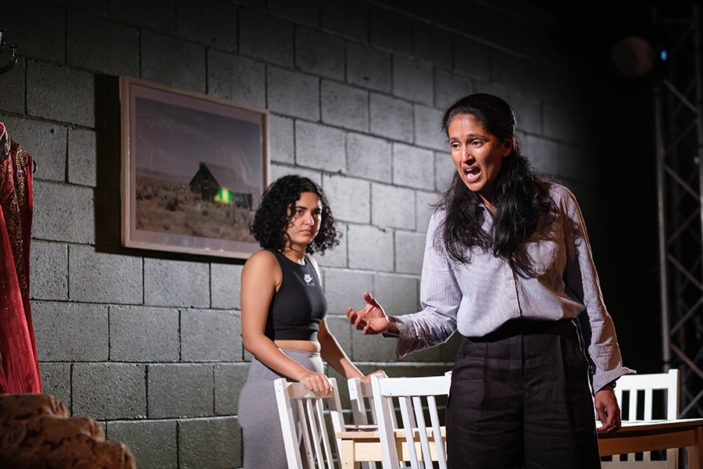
[337, 419, 703, 468]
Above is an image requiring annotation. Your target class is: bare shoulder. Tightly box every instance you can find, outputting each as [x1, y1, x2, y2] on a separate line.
[243, 250, 280, 278]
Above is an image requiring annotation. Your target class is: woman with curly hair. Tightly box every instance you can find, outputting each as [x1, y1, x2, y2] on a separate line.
[237, 174, 377, 468]
[347, 94, 633, 468]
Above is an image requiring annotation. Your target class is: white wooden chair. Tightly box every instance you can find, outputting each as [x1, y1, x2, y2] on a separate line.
[274, 377, 346, 469]
[370, 373, 451, 469]
[348, 377, 397, 429]
[601, 369, 680, 469]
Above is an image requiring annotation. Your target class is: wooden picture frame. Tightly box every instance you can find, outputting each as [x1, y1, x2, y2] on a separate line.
[120, 76, 268, 259]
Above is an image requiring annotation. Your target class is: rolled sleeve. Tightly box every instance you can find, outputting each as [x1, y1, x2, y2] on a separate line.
[563, 189, 635, 392]
[394, 212, 459, 358]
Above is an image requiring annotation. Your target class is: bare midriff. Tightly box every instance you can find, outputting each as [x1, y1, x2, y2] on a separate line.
[274, 339, 321, 353]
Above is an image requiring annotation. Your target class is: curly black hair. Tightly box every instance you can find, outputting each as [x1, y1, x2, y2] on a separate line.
[438, 94, 555, 277]
[250, 175, 340, 255]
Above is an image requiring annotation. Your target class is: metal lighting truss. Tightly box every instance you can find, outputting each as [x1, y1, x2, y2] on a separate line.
[654, 4, 703, 418]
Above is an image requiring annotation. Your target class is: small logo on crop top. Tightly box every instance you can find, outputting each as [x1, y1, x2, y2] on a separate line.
[304, 274, 314, 285]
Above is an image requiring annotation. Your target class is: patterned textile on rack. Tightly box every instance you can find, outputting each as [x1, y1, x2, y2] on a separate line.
[0, 122, 41, 394]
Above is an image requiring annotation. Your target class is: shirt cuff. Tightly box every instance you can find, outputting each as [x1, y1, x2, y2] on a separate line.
[592, 365, 637, 394]
[392, 315, 428, 359]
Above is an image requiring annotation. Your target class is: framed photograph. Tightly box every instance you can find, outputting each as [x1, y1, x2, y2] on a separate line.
[120, 76, 268, 259]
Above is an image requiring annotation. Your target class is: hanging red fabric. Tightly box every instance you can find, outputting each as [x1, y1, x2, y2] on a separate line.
[0, 122, 41, 394]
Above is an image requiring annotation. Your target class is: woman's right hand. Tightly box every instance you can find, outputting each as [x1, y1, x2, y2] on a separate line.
[297, 371, 331, 395]
[346, 292, 392, 335]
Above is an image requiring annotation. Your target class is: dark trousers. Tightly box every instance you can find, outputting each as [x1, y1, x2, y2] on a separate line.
[446, 319, 601, 469]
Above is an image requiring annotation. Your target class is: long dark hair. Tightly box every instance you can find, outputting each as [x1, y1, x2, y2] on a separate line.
[438, 94, 554, 277]
[250, 175, 339, 255]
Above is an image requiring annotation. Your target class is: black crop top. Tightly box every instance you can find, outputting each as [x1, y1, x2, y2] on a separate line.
[265, 250, 327, 341]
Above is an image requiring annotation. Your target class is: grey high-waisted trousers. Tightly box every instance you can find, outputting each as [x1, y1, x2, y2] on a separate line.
[237, 349, 324, 469]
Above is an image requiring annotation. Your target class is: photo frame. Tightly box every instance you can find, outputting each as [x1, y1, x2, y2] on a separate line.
[120, 76, 268, 259]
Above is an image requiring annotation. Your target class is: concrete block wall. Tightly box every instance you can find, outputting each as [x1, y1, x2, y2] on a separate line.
[1, 1, 604, 467]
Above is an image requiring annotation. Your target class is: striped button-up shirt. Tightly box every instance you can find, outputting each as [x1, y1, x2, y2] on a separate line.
[394, 183, 633, 393]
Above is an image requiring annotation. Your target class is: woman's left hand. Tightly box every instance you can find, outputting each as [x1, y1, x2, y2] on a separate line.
[595, 386, 621, 433]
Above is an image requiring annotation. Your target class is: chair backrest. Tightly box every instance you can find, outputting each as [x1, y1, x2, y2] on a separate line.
[274, 377, 346, 469]
[601, 369, 679, 469]
[371, 373, 451, 469]
[348, 377, 398, 428]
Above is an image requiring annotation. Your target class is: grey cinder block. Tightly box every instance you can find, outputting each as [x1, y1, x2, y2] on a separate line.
[323, 268, 373, 315]
[1, 3, 65, 63]
[214, 363, 249, 415]
[142, 31, 206, 94]
[30, 240, 68, 300]
[369, 6, 413, 57]
[0, 115, 67, 183]
[107, 0, 176, 34]
[110, 305, 179, 362]
[395, 231, 426, 275]
[369, 93, 413, 142]
[144, 258, 209, 308]
[295, 120, 345, 172]
[392, 56, 433, 106]
[178, 416, 241, 468]
[68, 127, 97, 187]
[454, 36, 491, 82]
[414, 105, 446, 151]
[522, 134, 559, 177]
[27, 61, 94, 128]
[434, 70, 473, 110]
[269, 0, 320, 28]
[34, 181, 95, 243]
[321, 80, 369, 132]
[181, 309, 241, 361]
[268, 114, 295, 164]
[269, 164, 321, 186]
[416, 190, 440, 232]
[296, 27, 345, 80]
[434, 150, 455, 193]
[346, 43, 391, 93]
[315, 224, 347, 268]
[67, 12, 139, 76]
[268, 67, 320, 120]
[392, 143, 435, 191]
[210, 263, 243, 310]
[322, 173, 370, 224]
[414, 22, 452, 71]
[39, 363, 71, 413]
[321, 0, 368, 42]
[68, 245, 142, 304]
[240, 9, 293, 67]
[346, 133, 391, 183]
[148, 364, 214, 418]
[0, 57, 24, 114]
[33, 301, 108, 361]
[371, 183, 416, 230]
[107, 420, 178, 469]
[509, 92, 542, 136]
[73, 363, 147, 420]
[207, 50, 265, 109]
[350, 329, 398, 362]
[373, 273, 419, 314]
[176, 0, 238, 52]
[347, 224, 393, 272]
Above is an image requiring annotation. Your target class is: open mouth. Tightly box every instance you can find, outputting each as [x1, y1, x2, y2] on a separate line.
[463, 166, 480, 182]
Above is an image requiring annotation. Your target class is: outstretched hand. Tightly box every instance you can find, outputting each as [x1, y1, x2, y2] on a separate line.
[346, 292, 392, 335]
